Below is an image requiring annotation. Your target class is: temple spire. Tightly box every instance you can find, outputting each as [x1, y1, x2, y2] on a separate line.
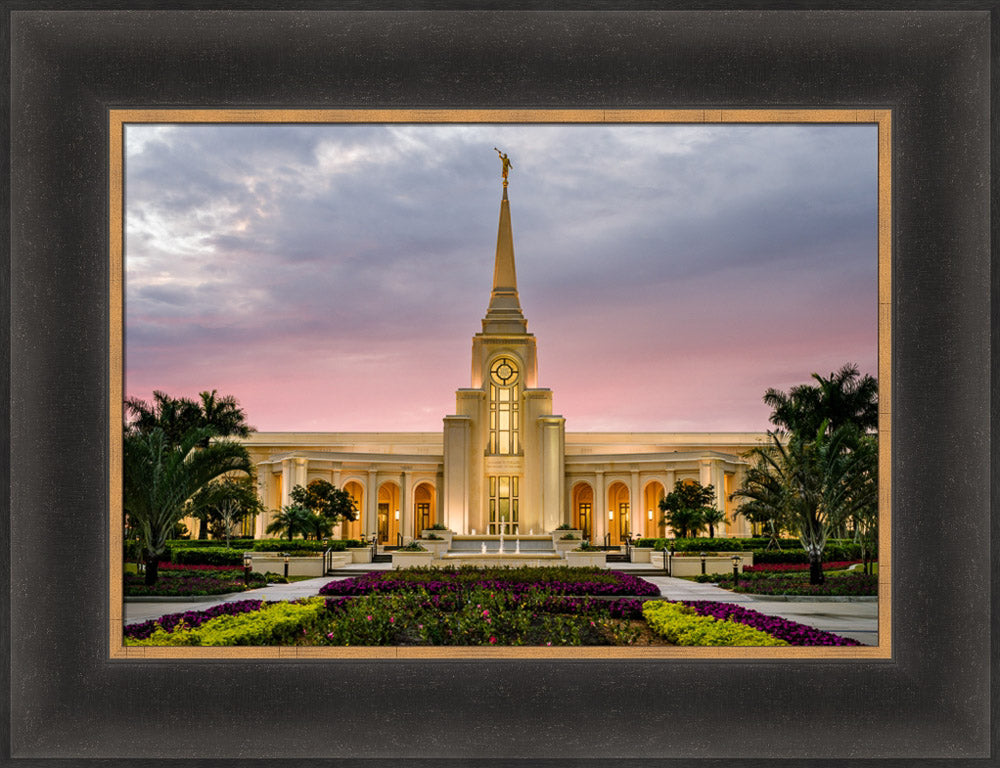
[482, 152, 527, 334]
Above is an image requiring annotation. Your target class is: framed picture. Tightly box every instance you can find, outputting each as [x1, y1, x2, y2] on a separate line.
[6, 6, 993, 763]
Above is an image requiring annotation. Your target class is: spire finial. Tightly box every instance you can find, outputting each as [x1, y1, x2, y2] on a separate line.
[494, 148, 512, 187]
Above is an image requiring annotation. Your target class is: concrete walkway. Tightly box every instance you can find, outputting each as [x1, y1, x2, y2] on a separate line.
[124, 562, 878, 645]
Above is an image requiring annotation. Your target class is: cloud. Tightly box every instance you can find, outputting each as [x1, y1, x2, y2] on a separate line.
[125, 122, 878, 431]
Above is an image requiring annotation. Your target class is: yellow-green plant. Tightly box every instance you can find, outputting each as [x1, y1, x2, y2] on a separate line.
[642, 601, 788, 646]
[126, 598, 326, 646]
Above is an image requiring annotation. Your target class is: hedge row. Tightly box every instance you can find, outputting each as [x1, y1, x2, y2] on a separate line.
[635, 538, 868, 564]
[130, 539, 368, 566]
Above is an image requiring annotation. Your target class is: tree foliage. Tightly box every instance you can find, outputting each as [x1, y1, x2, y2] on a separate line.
[763, 363, 877, 438]
[266, 505, 318, 541]
[123, 426, 252, 585]
[185, 475, 264, 546]
[658, 481, 717, 538]
[126, 389, 254, 447]
[732, 422, 876, 584]
[289, 480, 358, 526]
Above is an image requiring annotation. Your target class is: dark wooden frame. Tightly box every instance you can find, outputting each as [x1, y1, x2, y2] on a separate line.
[5, 5, 995, 764]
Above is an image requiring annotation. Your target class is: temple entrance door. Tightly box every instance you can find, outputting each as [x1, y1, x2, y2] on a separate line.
[618, 502, 631, 541]
[377, 503, 390, 543]
[578, 502, 591, 541]
[416, 502, 431, 534]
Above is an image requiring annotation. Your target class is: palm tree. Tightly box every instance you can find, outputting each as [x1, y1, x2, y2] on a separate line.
[125, 391, 202, 446]
[763, 363, 877, 439]
[197, 389, 254, 446]
[701, 508, 727, 538]
[658, 480, 714, 538]
[126, 390, 254, 449]
[732, 422, 872, 584]
[265, 505, 315, 541]
[123, 426, 252, 585]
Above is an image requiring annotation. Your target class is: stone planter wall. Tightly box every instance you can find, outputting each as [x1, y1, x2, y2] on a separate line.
[630, 546, 653, 563]
[649, 551, 754, 576]
[564, 550, 607, 568]
[247, 553, 326, 577]
[347, 547, 373, 564]
[392, 551, 435, 569]
[421, 530, 454, 547]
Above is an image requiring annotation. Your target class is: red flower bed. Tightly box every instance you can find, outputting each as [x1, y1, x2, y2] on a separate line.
[156, 562, 242, 572]
[742, 561, 861, 573]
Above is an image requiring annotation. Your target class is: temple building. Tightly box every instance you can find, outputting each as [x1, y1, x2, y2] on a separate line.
[239, 171, 768, 545]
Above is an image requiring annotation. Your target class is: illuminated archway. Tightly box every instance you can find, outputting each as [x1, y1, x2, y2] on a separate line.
[413, 482, 437, 536]
[377, 482, 401, 544]
[606, 481, 630, 545]
[642, 480, 666, 539]
[341, 480, 364, 541]
[571, 482, 594, 540]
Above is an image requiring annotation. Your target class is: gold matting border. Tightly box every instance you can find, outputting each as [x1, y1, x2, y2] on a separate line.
[109, 108, 891, 660]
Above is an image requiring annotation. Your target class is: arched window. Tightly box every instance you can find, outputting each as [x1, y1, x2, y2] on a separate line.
[488, 356, 520, 455]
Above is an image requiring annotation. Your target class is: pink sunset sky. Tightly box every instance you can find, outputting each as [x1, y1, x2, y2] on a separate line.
[124, 123, 878, 433]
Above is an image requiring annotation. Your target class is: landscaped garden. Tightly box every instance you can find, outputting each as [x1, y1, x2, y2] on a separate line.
[690, 561, 878, 597]
[124, 566, 860, 647]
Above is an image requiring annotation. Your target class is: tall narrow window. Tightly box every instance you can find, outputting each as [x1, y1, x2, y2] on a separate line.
[488, 356, 520, 455]
[488, 475, 519, 534]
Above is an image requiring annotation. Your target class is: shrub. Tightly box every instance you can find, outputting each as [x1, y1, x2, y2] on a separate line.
[559, 534, 578, 540]
[642, 601, 788, 646]
[264, 572, 289, 584]
[319, 566, 659, 598]
[555, 524, 573, 530]
[252, 539, 330, 553]
[424, 533, 443, 540]
[172, 547, 245, 566]
[125, 599, 328, 646]
[124, 599, 265, 639]
[682, 601, 861, 646]
[429, 523, 448, 530]
[396, 542, 428, 552]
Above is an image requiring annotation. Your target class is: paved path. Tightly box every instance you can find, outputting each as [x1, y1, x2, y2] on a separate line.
[124, 563, 878, 645]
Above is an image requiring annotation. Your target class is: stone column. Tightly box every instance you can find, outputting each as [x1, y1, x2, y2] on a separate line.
[401, 470, 411, 541]
[712, 462, 726, 535]
[629, 469, 641, 540]
[593, 471, 606, 544]
[539, 415, 566, 532]
[293, 458, 308, 495]
[280, 459, 293, 508]
[366, 469, 378, 540]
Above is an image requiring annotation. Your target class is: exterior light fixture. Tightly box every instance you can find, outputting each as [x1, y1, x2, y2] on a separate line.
[700, 551, 707, 575]
[608, 510, 614, 520]
[731, 553, 743, 581]
[648, 509, 653, 520]
[243, 552, 252, 585]
[394, 509, 400, 520]
[282, 553, 290, 578]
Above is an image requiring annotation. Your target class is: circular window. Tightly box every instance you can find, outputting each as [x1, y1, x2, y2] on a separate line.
[490, 356, 519, 385]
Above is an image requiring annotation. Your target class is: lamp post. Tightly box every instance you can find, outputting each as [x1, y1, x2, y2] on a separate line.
[243, 552, 252, 585]
[282, 553, 289, 579]
[662, 544, 669, 576]
[700, 551, 707, 575]
[731, 553, 743, 583]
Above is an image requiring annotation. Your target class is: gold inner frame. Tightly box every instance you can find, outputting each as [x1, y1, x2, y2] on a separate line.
[109, 108, 892, 660]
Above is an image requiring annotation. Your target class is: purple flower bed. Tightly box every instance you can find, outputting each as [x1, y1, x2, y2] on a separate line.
[319, 570, 659, 598]
[124, 599, 266, 639]
[733, 572, 877, 596]
[324, 593, 646, 619]
[683, 601, 861, 646]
